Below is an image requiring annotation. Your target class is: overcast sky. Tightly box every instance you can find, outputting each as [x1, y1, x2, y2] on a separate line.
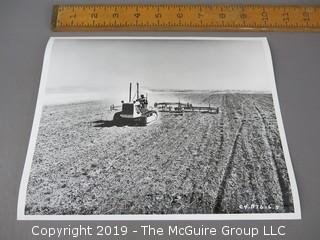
[46, 38, 273, 95]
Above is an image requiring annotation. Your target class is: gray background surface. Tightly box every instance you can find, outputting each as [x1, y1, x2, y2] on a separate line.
[0, 0, 319, 239]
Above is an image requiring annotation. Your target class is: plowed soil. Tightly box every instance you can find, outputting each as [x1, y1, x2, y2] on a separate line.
[25, 93, 294, 215]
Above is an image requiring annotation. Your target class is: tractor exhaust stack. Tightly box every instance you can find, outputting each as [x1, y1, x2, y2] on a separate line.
[137, 83, 139, 99]
[129, 82, 132, 102]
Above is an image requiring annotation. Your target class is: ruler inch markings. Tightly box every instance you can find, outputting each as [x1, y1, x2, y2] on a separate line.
[52, 4, 320, 31]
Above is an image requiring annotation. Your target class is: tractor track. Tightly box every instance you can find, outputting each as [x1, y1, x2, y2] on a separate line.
[254, 103, 293, 211]
[239, 126, 263, 211]
[213, 118, 245, 213]
[212, 94, 288, 213]
[214, 121, 243, 213]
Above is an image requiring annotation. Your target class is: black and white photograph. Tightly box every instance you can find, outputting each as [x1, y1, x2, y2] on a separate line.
[18, 37, 300, 220]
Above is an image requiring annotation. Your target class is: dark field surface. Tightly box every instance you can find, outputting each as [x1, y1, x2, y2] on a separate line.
[25, 93, 293, 215]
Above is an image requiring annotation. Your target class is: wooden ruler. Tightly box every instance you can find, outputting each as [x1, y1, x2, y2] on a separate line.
[52, 4, 320, 32]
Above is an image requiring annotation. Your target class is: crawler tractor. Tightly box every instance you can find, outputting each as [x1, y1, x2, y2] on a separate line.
[111, 83, 158, 126]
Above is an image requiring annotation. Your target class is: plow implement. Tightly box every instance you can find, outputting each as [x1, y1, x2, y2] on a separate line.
[154, 102, 219, 114]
